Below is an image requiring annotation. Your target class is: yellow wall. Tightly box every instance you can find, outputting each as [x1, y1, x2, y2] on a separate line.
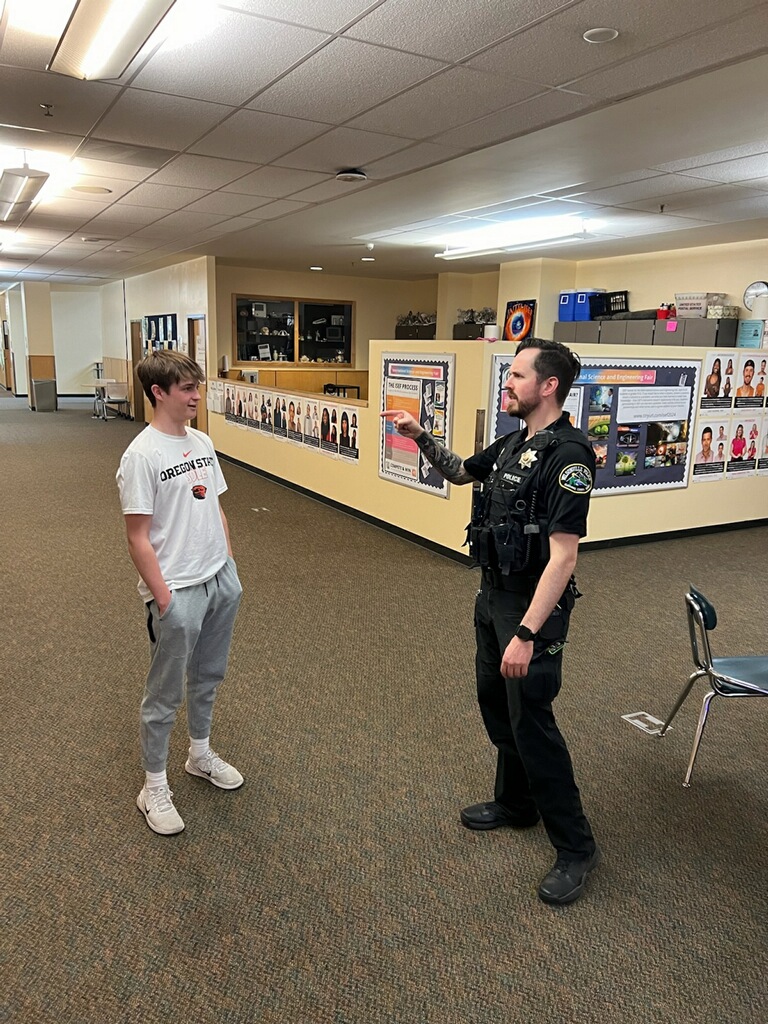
[215, 265, 437, 371]
[497, 258, 578, 338]
[20, 282, 55, 357]
[209, 339, 768, 556]
[493, 238, 768, 339]
[436, 271, 499, 338]
[574, 238, 768, 311]
[123, 256, 212, 327]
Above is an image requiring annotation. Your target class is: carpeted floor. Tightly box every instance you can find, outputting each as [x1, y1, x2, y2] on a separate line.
[2, 404, 766, 1024]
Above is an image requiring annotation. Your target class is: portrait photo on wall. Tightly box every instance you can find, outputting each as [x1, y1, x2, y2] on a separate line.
[503, 299, 536, 342]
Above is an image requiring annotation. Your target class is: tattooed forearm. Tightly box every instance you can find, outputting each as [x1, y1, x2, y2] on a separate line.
[414, 431, 474, 484]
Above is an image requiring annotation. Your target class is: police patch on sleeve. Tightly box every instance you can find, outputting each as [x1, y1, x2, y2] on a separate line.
[559, 464, 593, 493]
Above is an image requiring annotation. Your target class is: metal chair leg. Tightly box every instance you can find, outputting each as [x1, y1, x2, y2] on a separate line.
[659, 668, 707, 736]
[683, 690, 715, 787]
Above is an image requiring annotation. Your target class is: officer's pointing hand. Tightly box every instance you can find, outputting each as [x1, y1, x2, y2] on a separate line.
[501, 637, 534, 678]
[380, 409, 423, 439]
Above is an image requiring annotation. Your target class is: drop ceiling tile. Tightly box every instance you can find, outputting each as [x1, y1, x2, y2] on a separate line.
[80, 205, 169, 231]
[652, 142, 768, 174]
[0, 126, 83, 160]
[620, 183, 768, 213]
[249, 38, 445, 123]
[673, 154, 768, 185]
[195, 216, 266, 236]
[147, 155, 260, 189]
[185, 193, 273, 216]
[480, 199, 599, 222]
[132, 12, 329, 105]
[288, 178, 370, 202]
[53, 176, 139, 202]
[224, 0, 383, 32]
[737, 177, 768, 193]
[349, 68, 541, 139]
[541, 171, 665, 199]
[75, 139, 181, 169]
[70, 158, 157, 183]
[465, 0, 767, 88]
[569, 9, 768, 99]
[95, 90, 236, 151]
[433, 89, 591, 150]
[347, 0, 570, 61]
[222, 166, 330, 197]
[662, 195, 768, 224]
[7, 228, 70, 245]
[118, 183, 209, 210]
[274, 126, 411, 172]
[27, 198, 110, 225]
[0, 67, 121, 137]
[129, 210, 231, 240]
[244, 199, 312, 219]
[365, 142, 468, 179]
[190, 109, 331, 163]
[576, 174, 723, 207]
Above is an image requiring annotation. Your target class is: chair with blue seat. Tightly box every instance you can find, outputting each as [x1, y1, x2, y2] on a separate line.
[659, 585, 768, 787]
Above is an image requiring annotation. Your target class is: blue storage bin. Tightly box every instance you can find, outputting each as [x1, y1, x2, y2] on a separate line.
[574, 290, 602, 321]
[558, 291, 577, 321]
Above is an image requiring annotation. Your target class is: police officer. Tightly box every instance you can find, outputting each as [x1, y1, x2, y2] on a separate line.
[382, 338, 599, 905]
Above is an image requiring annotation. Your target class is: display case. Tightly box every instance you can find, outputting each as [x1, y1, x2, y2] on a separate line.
[233, 295, 353, 365]
[298, 301, 352, 364]
[235, 296, 296, 362]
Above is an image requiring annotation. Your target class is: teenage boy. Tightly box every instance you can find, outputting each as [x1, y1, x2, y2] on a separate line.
[117, 350, 244, 835]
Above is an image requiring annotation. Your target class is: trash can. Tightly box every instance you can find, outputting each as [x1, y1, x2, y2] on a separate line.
[31, 378, 57, 412]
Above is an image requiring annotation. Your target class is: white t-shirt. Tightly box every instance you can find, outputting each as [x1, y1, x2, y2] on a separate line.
[116, 425, 228, 601]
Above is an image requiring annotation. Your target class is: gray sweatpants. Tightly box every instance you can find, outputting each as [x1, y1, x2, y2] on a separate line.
[140, 556, 242, 772]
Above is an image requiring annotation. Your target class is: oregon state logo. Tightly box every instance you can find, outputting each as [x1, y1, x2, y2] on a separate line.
[191, 484, 207, 500]
[558, 464, 592, 493]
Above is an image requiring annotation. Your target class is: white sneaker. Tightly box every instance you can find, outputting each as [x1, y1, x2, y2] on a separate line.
[136, 785, 185, 835]
[185, 749, 244, 790]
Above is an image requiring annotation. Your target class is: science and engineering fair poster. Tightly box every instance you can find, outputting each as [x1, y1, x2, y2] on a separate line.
[487, 355, 699, 494]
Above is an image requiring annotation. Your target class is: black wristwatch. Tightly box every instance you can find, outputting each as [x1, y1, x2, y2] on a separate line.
[515, 624, 537, 642]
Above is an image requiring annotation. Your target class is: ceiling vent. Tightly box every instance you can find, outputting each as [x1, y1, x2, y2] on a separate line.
[335, 169, 367, 182]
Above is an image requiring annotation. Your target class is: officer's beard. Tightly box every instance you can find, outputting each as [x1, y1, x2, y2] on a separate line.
[507, 394, 539, 421]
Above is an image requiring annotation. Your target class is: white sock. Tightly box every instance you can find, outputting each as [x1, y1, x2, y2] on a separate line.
[189, 736, 210, 760]
[145, 769, 168, 789]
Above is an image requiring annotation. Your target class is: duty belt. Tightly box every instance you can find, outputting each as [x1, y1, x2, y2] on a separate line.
[480, 567, 537, 593]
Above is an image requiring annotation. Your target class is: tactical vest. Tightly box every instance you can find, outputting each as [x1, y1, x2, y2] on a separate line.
[468, 419, 592, 576]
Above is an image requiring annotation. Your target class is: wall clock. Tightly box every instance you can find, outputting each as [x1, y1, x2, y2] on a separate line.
[743, 281, 768, 310]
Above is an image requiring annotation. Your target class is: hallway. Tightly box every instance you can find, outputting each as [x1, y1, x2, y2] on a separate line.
[2, 405, 766, 1024]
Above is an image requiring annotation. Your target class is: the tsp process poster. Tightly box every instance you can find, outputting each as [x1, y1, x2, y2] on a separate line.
[379, 353, 455, 497]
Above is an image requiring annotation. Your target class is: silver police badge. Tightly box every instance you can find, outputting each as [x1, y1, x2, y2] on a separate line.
[559, 464, 593, 493]
[519, 448, 538, 469]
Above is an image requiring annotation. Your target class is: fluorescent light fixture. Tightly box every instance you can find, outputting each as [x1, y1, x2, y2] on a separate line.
[435, 215, 592, 260]
[47, 0, 179, 80]
[0, 163, 50, 222]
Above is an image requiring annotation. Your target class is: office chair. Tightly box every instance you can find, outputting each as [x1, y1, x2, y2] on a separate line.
[659, 585, 768, 787]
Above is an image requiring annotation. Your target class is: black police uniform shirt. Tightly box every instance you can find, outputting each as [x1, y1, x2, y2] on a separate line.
[464, 412, 595, 540]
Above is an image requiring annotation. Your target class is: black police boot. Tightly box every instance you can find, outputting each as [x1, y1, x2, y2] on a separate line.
[460, 801, 540, 831]
[537, 846, 601, 905]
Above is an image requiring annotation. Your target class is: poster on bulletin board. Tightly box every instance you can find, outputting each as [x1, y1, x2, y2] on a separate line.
[487, 353, 699, 494]
[379, 352, 455, 497]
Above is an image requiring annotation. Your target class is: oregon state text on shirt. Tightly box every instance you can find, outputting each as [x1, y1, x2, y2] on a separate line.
[159, 455, 214, 482]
